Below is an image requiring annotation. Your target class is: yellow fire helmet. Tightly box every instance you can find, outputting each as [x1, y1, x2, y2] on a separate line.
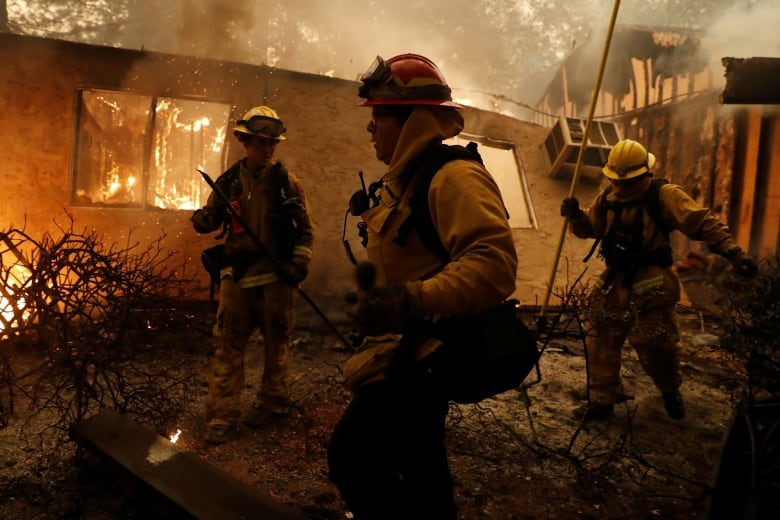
[602, 139, 656, 180]
[233, 105, 287, 141]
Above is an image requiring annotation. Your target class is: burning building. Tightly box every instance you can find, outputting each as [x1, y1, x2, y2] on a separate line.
[536, 24, 780, 262]
[0, 32, 597, 319]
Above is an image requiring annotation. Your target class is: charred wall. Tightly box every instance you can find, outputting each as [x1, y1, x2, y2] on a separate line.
[534, 26, 780, 261]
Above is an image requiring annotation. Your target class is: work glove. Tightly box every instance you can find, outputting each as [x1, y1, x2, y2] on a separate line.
[191, 208, 221, 234]
[346, 280, 423, 337]
[560, 197, 584, 219]
[348, 190, 370, 216]
[277, 255, 309, 286]
[726, 250, 758, 278]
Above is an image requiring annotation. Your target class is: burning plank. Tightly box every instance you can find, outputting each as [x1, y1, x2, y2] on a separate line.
[72, 408, 304, 520]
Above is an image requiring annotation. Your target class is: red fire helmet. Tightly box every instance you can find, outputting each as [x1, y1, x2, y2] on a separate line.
[358, 53, 459, 107]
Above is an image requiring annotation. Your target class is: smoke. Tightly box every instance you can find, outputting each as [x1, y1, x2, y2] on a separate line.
[126, 0, 564, 115]
[11, 0, 779, 114]
[704, 1, 780, 88]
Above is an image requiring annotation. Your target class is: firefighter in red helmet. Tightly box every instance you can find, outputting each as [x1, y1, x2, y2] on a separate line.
[327, 54, 518, 519]
[356, 53, 459, 107]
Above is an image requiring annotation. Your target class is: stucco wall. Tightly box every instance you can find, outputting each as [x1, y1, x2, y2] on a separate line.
[0, 33, 598, 326]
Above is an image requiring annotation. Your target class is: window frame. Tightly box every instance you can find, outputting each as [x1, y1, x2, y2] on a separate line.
[70, 88, 232, 211]
[445, 133, 537, 230]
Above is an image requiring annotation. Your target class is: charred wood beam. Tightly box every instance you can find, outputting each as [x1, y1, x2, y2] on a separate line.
[72, 409, 305, 520]
[721, 57, 780, 104]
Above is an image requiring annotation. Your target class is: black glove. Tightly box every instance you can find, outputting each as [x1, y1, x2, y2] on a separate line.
[728, 252, 758, 278]
[349, 190, 370, 216]
[346, 282, 422, 336]
[191, 208, 221, 234]
[277, 255, 309, 286]
[560, 197, 584, 219]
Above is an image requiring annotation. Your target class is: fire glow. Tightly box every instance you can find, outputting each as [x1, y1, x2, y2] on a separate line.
[169, 429, 182, 443]
[0, 263, 32, 332]
[76, 90, 228, 211]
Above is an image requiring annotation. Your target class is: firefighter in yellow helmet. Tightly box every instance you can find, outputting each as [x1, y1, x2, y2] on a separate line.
[327, 54, 518, 519]
[191, 105, 314, 444]
[560, 138, 757, 421]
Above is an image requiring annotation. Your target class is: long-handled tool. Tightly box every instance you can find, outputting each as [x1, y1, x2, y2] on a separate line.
[537, 0, 622, 415]
[538, 0, 622, 328]
[197, 167, 353, 350]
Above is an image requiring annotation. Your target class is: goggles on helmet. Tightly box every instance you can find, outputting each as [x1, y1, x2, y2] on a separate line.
[358, 54, 452, 102]
[604, 160, 648, 177]
[236, 115, 286, 138]
[359, 56, 394, 87]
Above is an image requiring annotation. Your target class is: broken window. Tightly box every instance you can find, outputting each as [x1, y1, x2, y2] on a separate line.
[71, 89, 230, 210]
[445, 134, 536, 229]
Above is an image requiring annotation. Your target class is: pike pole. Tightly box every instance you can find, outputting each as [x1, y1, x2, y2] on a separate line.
[538, 0, 622, 329]
[197, 167, 353, 351]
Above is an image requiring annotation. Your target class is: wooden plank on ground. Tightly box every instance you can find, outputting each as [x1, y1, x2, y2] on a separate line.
[72, 408, 304, 520]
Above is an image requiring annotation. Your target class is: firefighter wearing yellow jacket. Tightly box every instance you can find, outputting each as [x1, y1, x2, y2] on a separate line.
[561, 138, 757, 421]
[191, 105, 314, 444]
[327, 54, 518, 519]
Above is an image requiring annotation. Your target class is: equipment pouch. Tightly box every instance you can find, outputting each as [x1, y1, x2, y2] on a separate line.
[432, 299, 539, 404]
[201, 245, 227, 300]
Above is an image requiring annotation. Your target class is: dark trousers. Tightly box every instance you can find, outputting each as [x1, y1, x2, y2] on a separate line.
[327, 363, 457, 520]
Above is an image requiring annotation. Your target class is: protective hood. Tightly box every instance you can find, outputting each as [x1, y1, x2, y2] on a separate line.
[384, 106, 464, 181]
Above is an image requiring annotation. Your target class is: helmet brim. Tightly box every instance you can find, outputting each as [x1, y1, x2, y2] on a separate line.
[602, 152, 656, 179]
[233, 127, 288, 141]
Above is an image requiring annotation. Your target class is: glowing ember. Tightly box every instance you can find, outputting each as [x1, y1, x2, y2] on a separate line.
[169, 429, 182, 443]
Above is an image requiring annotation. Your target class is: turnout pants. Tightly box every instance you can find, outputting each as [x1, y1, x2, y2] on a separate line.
[206, 277, 295, 425]
[586, 267, 683, 406]
[327, 357, 457, 520]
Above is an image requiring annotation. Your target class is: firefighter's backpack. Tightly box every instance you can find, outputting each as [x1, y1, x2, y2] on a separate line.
[392, 142, 540, 403]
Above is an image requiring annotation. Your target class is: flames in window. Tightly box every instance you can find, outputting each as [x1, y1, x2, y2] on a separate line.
[73, 90, 229, 210]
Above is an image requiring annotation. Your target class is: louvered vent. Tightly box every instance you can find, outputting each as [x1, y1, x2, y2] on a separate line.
[543, 116, 621, 184]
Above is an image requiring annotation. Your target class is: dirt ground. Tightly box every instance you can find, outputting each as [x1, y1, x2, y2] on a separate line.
[0, 293, 760, 519]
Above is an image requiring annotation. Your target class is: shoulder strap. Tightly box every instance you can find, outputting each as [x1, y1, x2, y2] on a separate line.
[215, 161, 241, 194]
[597, 179, 670, 234]
[213, 162, 242, 239]
[584, 178, 671, 262]
[582, 185, 613, 262]
[393, 142, 484, 264]
[269, 161, 291, 205]
[645, 178, 671, 236]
